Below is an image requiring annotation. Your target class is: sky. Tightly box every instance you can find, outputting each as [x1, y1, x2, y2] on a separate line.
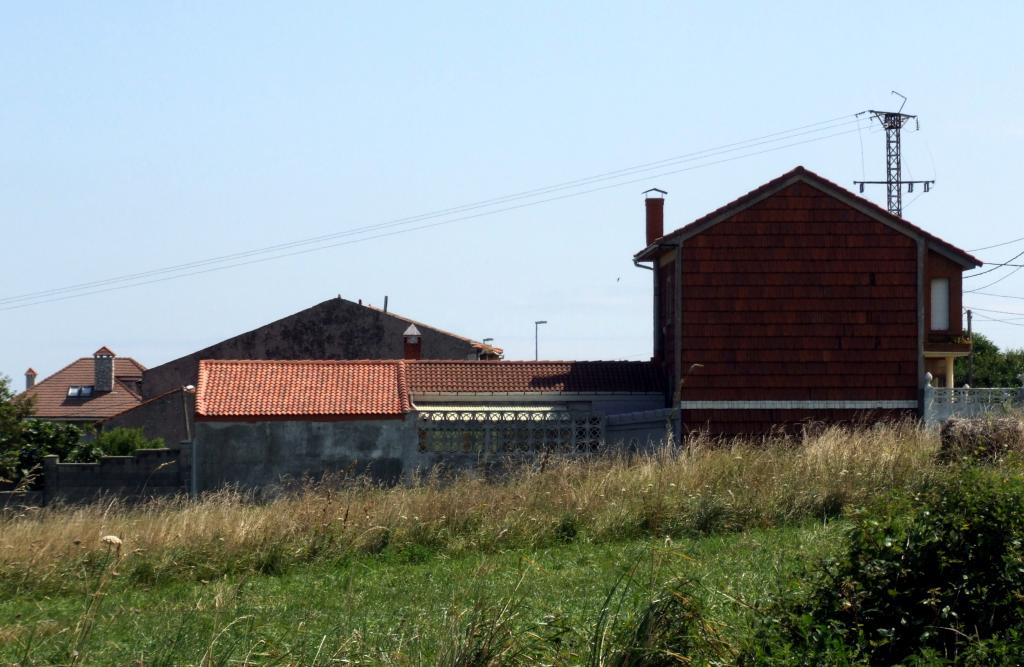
[2, 2, 1023, 386]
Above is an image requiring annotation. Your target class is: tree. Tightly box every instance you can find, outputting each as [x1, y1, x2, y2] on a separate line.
[955, 332, 1024, 387]
[0, 375, 85, 487]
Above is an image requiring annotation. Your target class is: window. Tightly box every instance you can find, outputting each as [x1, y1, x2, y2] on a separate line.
[931, 278, 950, 330]
[66, 385, 94, 398]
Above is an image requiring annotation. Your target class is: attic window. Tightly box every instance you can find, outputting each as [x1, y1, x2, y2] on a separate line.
[67, 385, 94, 398]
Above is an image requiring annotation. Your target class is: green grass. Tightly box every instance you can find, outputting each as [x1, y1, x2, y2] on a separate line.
[0, 522, 844, 665]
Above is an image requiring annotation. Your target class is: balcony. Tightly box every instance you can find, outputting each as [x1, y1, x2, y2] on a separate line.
[924, 331, 972, 356]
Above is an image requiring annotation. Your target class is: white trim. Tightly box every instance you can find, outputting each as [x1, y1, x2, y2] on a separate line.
[412, 391, 663, 401]
[679, 400, 918, 410]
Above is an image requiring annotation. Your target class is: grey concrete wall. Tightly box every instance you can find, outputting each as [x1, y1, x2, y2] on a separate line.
[591, 394, 665, 415]
[42, 447, 190, 504]
[606, 408, 676, 450]
[193, 416, 426, 492]
[102, 389, 194, 449]
[143, 298, 483, 399]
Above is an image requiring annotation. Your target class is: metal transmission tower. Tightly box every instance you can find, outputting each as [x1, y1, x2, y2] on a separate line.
[853, 93, 934, 218]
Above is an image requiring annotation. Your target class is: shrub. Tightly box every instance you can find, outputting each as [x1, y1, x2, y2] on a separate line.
[91, 427, 165, 457]
[938, 417, 1024, 463]
[0, 420, 84, 488]
[758, 468, 1024, 665]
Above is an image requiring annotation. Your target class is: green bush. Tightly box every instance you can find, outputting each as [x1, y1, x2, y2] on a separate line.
[91, 427, 164, 457]
[754, 468, 1024, 665]
[0, 419, 84, 488]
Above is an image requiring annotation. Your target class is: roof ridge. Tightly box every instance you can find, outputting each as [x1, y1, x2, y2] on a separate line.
[636, 165, 981, 268]
[360, 301, 503, 354]
[102, 386, 188, 422]
[396, 360, 411, 412]
[19, 357, 88, 395]
[199, 358, 407, 365]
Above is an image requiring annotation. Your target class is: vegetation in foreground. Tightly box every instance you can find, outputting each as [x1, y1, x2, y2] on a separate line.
[2, 420, 1024, 664]
[1, 376, 164, 488]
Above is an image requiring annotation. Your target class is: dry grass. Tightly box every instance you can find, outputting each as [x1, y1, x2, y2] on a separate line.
[0, 421, 943, 593]
[939, 415, 1024, 463]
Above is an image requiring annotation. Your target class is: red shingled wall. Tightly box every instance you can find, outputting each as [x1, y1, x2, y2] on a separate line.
[676, 181, 919, 434]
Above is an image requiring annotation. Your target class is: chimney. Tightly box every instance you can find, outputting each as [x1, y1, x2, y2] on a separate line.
[25, 368, 37, 391]
[644, 188, 667, 246]
[402, 324, 422, 360]
[93, 346, 115, 393]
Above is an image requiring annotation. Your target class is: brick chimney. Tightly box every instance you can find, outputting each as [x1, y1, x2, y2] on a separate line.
[25, 368, 36, 391]
[403, 324, 422, 360]
[93, 346, 115, 392]
[644, 188, 667, 246]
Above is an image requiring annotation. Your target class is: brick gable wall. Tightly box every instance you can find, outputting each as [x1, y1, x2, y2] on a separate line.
[674, 181, 919, 434]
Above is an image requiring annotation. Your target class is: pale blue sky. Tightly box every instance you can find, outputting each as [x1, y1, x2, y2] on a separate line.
[3, 2, 1023, 384]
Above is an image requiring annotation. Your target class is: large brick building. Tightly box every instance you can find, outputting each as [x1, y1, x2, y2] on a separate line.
[634, 166, 981, 435]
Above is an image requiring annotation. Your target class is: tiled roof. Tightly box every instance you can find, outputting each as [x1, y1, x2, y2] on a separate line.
[407, 360, 663, 394]
[635, 166, 983, 268]
[196, 360, 411, 419]
[193, 359, 663, 419]
[22, 357, 147, 420]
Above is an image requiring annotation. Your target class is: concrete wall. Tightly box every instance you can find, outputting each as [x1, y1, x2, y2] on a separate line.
[606, 408, 676, 450]
[193, 416, 426, 491]
[143, 298, 483, 399]
[42, 447, 190, 504]
[102, 388, 194, 448]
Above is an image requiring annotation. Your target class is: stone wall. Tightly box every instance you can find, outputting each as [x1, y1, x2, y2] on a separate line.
[43, 447, 190, 504]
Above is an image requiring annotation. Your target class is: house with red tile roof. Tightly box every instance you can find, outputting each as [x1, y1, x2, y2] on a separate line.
[633, 165, 982, 435]
[191, 357, 664, 491]
[21, 347, 145, 424]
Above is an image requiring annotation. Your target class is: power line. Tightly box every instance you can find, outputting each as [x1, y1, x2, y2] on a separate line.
[964, 249, 1024, 278]
[972, 313, 1024, 327]
[972, 292, 1024, 301]
[1, 121, 868, 312]
[0, 114, 865, 308]
[965, 306, 1024, 318]
[965, 265, 1024, 293]
[969, 236, 1024, 252]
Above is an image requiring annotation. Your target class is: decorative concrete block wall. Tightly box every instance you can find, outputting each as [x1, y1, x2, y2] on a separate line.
[43, 446, 190, 504]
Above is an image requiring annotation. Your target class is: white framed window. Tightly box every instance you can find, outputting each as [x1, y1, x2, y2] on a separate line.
[931, 278, 950, 330]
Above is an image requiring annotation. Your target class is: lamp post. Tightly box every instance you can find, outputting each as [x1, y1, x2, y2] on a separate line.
[534, 321, 547, 361]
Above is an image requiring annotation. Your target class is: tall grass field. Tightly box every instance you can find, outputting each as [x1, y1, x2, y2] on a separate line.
[0, 422, 1018, 665]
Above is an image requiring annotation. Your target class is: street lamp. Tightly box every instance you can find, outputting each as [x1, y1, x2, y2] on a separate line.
[534, 320, 547, 361]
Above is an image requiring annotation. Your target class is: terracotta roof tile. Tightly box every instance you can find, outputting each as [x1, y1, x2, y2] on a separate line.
[196, 360, 411, 419]
[22, 357, 147, 420]
[194, 359, 663, 419]
[407, 360, 663, 394]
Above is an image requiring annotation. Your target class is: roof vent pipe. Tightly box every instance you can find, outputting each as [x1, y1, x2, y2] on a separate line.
[643, 188, 667, 246]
